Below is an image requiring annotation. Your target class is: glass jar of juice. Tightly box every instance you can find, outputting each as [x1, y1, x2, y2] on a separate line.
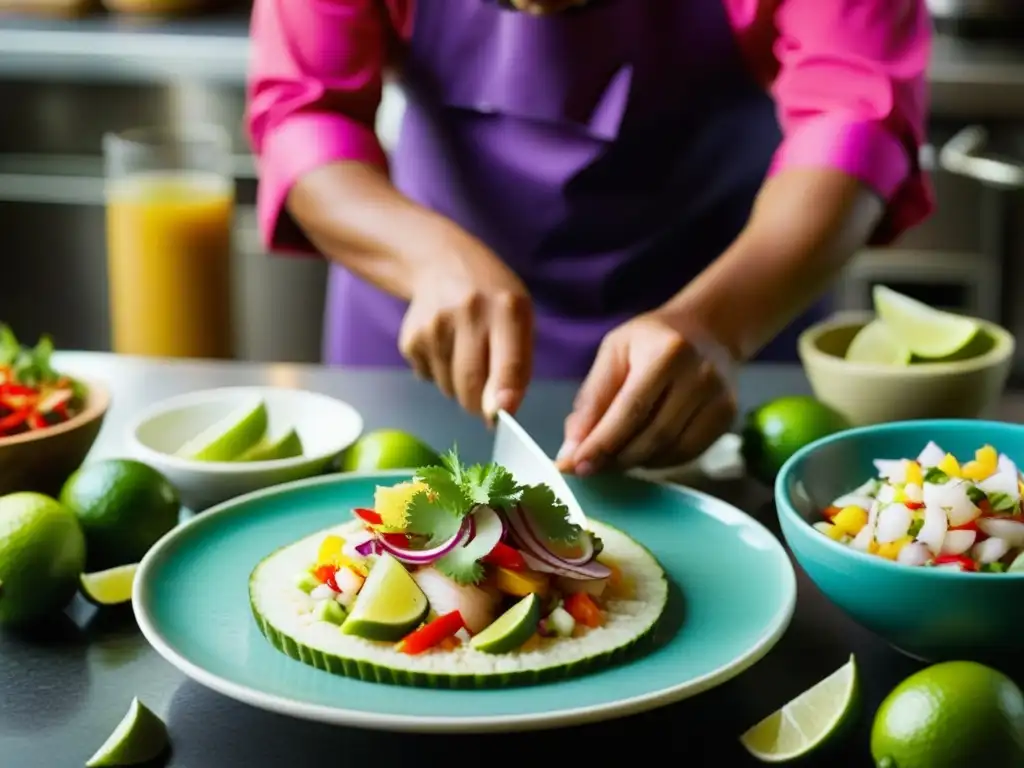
[103, 125, 235, 359]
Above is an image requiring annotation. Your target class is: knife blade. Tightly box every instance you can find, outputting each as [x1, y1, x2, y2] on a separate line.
[491, 409, 588, 528]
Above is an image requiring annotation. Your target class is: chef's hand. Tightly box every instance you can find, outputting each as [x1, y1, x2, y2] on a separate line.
[400, 236, 534, 420]
[555, 311, 736, 474]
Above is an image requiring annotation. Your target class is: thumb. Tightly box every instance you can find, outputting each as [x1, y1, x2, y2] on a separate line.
[556, 341, 626, 470]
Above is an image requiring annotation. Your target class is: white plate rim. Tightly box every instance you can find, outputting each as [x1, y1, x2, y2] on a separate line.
[133, 469, 797, 734]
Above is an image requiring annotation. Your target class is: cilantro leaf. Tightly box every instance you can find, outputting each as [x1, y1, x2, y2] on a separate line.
[0, 325, 18, 366]
[439, 447, 466, 487]
[404, 491, 464, 545]
[415, 465, 470, 512]
[461, 462, 520, 507]
[518, 484, 580, 543]
[988, 491, 1018, 514]
[434, 547, 485, 585]
[924, 467, 949, 484]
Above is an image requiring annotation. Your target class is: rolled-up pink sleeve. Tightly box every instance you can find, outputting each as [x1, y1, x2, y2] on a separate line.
[768, 0, 935, 244]
[246, 0, 392, 254]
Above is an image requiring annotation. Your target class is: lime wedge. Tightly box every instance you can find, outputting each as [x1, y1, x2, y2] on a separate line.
[1008, 552, 1024, 573]
[470, 593, 541, 654]
[845, 320, 912, 365]
[86, 697, 169, 767]
[80, 564, 138, 606]
[340, 553, 428, 641]
[174, 399, 268, 462]
[873, 286, 981, 359]
[740, 654, 858, 763]
[238, 427, 304, 462]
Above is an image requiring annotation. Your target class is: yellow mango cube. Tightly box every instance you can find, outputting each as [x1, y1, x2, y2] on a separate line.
[977, 445, 998, 470]
[877, 536, 912, 561]
[494, 567, 550, 599]
[317, 535, 346, 566]
[903, 460, 923, 487]
[938, 453, 962, 478]
[373, 480, 428, 530]
[832, 506, 869, 536]
[867, 540, 880, 555]
[820, 523, 847, 542]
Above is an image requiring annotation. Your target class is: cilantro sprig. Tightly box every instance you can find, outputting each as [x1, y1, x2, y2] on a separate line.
[399, 447, 585, 583]
[0, 324, 63, 388]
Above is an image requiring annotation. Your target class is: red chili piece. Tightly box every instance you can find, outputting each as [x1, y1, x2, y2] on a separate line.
[0, 408, 30, 436]
[933, 555, 977, 572]
[397, 611, 465, 655]
[904, 501, 924, 510]
[353, 508, 383, 525]
[313, 564, 340, 591]
[482, 541, 526, 570]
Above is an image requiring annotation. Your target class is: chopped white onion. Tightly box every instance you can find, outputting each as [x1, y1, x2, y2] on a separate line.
[897, 541, 931, 566]
[310, 584, 335, 601]
[978, 469, 1021, 503]
[877, 484, 898, 504]
[813, 521, 833, 535]
[851, 478, 882, 497]
[904, 483, 924, 503]
[973, 536, 1010, 564]
[924, 479, 979, 527]
[851, 525, 875, 552]
[334, 566, 364, 595]
[933, 563, 964, 572]
[917, 503, 948, 555]
[940, 529, 976, 556]
[977, 518, 1024, 548]
[998, 453, 1019, 477]
[342, 531, 375, 560]
[874, 459, 907, 484]
[876, 504, 912, 544]
[831, 494, 876, 511]
[917, 441, 946, 468]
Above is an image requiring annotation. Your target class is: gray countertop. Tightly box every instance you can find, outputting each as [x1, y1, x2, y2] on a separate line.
[3, 352, 1024, 767]
[1, 12, 1024, 117]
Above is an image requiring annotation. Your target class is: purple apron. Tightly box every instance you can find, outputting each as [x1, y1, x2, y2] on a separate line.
[322, 0, 826, 375]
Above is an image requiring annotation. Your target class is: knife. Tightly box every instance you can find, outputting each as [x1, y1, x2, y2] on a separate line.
[491, 409, 588, 528]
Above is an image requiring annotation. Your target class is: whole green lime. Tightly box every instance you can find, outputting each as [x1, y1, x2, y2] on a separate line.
[741, 395, 851, 485]
[0, 492, 86, 628]
[60, 459, 180, 570]
[339, 429, 441, 472]
[871, 661, 1024, 768]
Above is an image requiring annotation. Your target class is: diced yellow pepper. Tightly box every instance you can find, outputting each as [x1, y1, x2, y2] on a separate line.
[961, 461, 991, 482]
[977, 444, 998, 470]
[1018, 479, 1024, 498]
[903, 460, 923, 487]
[494, 567, 550, 599]
[877, 536, 912, 560]
[867, 540, 880, 555]
[818, 523, 847, 541]
[938, 453, 962, 478]
[317, 535, 345, 565]
[832, 506, 869, 536]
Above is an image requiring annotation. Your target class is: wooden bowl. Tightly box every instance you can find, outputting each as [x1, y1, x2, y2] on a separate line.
[0, 380, 111, 498]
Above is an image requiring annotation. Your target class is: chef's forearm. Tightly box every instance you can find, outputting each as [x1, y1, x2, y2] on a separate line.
[658, 168, 885, 361]
[286, 161, 474, 301]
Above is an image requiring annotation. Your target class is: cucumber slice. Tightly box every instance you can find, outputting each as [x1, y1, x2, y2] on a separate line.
[471, 593, 541, 654]
[249, 519, 669, 688]
[340, 553, 428, 641]
[312, 599, 347, 626]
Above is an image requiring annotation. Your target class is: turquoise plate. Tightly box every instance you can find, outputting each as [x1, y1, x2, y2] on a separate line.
[134, 470, 796, 733]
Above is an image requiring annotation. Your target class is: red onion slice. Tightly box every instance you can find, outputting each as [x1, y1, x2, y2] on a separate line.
[505, 505, 595, 565]
[506, 508, 610, 579]
[376, 516, 470, 565]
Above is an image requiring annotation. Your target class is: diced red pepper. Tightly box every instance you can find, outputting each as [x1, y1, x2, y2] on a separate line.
[0, 383, 36, 398]
[482, 541, 526, 571]
[823, 506, 842, 520]
[313, 564, 340, 591]
[381, 532, 411, 548]
[0, 408, 30, 436]
[978, 500, 994, 517]
[564, 592, 603, 628]
[353, 508, 382, 525]
[933, 554, 977, 572]
[951, 520, 982, 535]
[904, 501, 924, 510]
[27, 412, 47, 430]
[397, 611, 464, 655]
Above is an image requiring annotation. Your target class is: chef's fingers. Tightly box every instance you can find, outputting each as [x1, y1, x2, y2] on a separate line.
[451, 316, 490, 416]
[421, 315, 456, 399]
[482, 292, 533, 422]
[398, 315, 433, 383]
[555, 340, 627, 471]
[613, 359, 707, 469]
[565, 353, 675, 473]
[653, 388, 736, 469]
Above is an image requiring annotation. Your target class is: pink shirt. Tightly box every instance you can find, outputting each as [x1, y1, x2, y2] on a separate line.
[247, 0, 934, 253]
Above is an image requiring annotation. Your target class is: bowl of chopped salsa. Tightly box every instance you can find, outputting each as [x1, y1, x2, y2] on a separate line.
[0, 326, 110, 496]
[776, 419, 1024, 664]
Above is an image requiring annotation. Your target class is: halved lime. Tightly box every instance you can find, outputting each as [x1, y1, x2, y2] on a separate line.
[740, 654, 858, 763]
[873, 286, 982, 359]
[340, 553, 428, 641]
[238, 427, 304, 462]
[86, 697, 169, 767]
[80, 563, 138, 606]
[174, 399, 267, 462]
[340, 429, 441, 472]
[845, 319, 912, 365]
[470, 593, 541, 654]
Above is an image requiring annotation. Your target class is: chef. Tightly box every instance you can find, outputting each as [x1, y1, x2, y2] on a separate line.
[246, 0, 933, 473]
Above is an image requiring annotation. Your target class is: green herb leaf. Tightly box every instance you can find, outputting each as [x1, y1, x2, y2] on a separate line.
[0, 325, 18, 366]
[966, 485, 988, 505]
[908, 518, 924, 538]
[415, 465, 471, 512]
[924, 467, 949, 484]
[461, 462, 519, 507]
[518, 484, 580, 543]
[434, 549, 484, 585]
[982, 562, 1007, 573]
[404, 491, 464, 546]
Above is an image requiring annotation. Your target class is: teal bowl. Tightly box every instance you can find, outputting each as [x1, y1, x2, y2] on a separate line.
[776, 419, 1024, 663]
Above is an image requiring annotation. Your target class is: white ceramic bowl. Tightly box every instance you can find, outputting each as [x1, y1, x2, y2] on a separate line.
[126, 386, 364, 511]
